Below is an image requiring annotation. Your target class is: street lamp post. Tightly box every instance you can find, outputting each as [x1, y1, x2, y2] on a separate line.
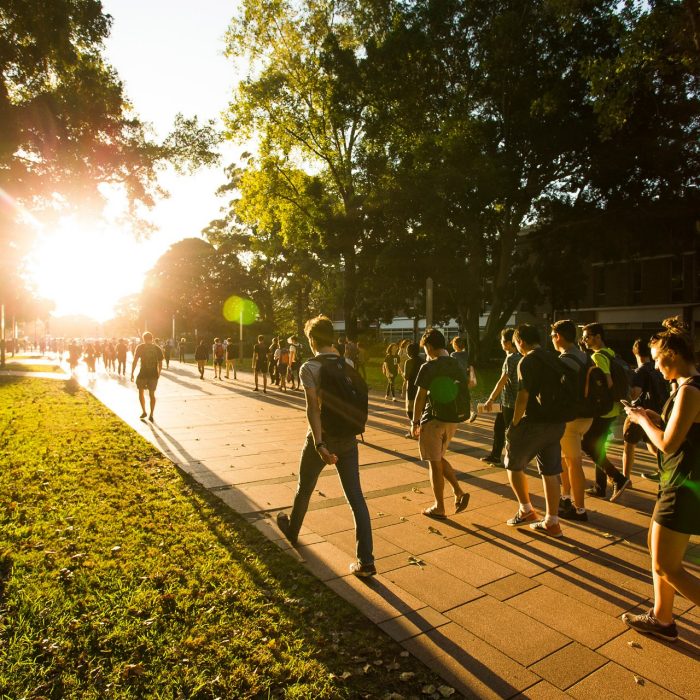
[426, 277, 434, 329]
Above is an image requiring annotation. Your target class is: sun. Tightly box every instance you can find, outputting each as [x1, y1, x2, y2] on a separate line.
[26, 218, 151, 323]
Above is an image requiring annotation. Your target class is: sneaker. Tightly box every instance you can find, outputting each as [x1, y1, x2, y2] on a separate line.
[559, 507, 588, 522]
[350, 561, 377, 578]
[641, 471, 661, 482]
[585, 485, 606, 499]
[507, 509, 539, 526]
[558, 498, 575, 517]
[610, 478, 632, 503]
[275, 512, 297, 545]
[468, 412, 478, 423]
[530, 519, 563, 538]
[622, 610, 678, 642]
[480, 455, 501, 465]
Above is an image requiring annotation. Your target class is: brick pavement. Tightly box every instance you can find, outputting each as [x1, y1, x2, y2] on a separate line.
[10, 356, 699, 698]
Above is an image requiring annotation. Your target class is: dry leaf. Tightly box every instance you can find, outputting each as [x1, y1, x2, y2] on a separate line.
[340, 671, 351, 680]
[377, 511, 385, 516]
[627, 640, 642, 649]
[438, 686, 456, 697]
[386, 662, 400, 671]
[408, 556, 425, 568]
[399, 516, 408, 522]
[317, 491, 326, 497]
[363, 663, 372, 674]
[421, 686, 436, 695]
[399, 651, 410, 658]
[634, 676, 645, 686]
[412, 487, 423, 494]
[427, 526, 443, 536]
[400, 671, 415, 681]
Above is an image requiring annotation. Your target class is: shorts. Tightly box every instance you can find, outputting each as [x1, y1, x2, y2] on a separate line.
[623, 417, 651, 446]
[419, 420, 458, 461]
[136, 375, 158, 392]
[654, 484, 700, 535]
[560, 417, 593, 463]
[214, 357, 224, 366]
[505, 419, 565, 476]
[254, 361, 269, 373]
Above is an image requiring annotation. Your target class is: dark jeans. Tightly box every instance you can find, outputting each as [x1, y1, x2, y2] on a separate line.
[582, 416, 624, 491]
[385, 375, 396, 398]
[491, 405, 515, 460]
[289, 434, 374, 565]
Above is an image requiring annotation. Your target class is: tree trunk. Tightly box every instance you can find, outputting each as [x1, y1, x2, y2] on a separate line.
[342, 245, 357, 338]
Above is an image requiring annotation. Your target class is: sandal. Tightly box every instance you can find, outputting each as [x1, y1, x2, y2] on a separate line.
[455, 492, 470, 514]
[422, 506, 447, 521]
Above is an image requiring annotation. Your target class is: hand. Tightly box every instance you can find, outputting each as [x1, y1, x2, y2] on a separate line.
[317, 446, 338, 465]
[624, 405, 646, 424]
[411, 423, 421, 438]
[130, 374, 134, 382]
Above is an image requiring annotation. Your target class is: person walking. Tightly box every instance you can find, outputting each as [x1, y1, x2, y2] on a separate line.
[194, 339, 208, 379]
[480, 328, 521, 466]
[212, 337, 225, 380]
[403, 342, 425, 438]
[277, 315, 375, 577]
[130, 331, 164, 421]
[179, 337, 187, 363]
[116, 338, 128, 376]
[411, 328, 471, 519]
[622, 317, 700, 641]
[450, 336, 478, 422]
[252, 335, 268, 393]
[581, 323, 631, 502]
[382, 343, 400, 401]
[503, 324, 569, 538]
[356, 341, 367, 381]
[275, 342, 289, 391]
[288, 335, 301, 390]
[268, 337, 280, 385]
[225, 337, 237, 379]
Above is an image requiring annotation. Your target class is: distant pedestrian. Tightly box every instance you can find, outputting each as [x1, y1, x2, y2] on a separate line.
[356, 341, 367, 380]
[252, 335, 268, 393]
[179, 337, 186, 363]
[480, 328, 521, 466]
[269, 337, 280, 384]
[84, 342, 97, 373]
[411, 328, 470, 520]
[163, 338, 173, 369]
[288, 335, 301, 390]
[116, 338, 128, 376]
[275, 342, 289, 391]
[225, 337, 237, 379]
[622, 317, 700, 641]
[130, 331, 164, 421]
[382, 343, 399, 401]
[212, 337, 225, 379]
[450, 336, 478, 422]
[194, 339, 208, 379]
[277, 315, 375, 577]
[403, 342, 424, 438]
[397, 339, 410, 398]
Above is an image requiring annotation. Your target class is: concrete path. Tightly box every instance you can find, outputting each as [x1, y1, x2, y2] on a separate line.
[7, 356, 699, 698]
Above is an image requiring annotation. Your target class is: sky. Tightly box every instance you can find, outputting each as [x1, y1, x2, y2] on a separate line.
[29, 1, 243, 322]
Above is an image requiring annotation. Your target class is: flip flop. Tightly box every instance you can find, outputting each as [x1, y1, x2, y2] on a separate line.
[455, 493, 470, 514]
[422, 507, 447, 521]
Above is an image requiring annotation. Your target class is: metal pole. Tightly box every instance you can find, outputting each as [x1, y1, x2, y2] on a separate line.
[172, 314, 175, 342]
[426, 277, 434, 329]
[239, 306, 244, 361]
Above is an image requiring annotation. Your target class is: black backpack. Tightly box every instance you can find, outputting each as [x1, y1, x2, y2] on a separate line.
[317, 355, 369, 437]
[532, 350, 579, 423]
[562, 353, 614, 418]
[597, 348, 631, 401]
[428, 358, 471, 422]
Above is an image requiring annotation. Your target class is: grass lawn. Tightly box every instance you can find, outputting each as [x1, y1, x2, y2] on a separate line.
[1, 362, 63, 373]
[0, 377, 453, 699]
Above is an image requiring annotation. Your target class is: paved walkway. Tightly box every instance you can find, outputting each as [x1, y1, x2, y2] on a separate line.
[6, 357, 699, 698]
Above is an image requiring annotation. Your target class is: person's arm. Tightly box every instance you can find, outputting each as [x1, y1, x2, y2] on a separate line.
[130, 347, 140, 381]
[511, 389, 529, 426]
[627, 385, 700, 454]
[251, 347, 256, 369]
[303, 385, 337, 465]
[468, 364, 477, 388]
[411, 387, 428, 437]
[485, 372, 508, 409]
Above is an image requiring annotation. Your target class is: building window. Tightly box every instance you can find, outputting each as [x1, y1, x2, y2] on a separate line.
[671, 255, 684, 303]
[632, 261, 642, 304]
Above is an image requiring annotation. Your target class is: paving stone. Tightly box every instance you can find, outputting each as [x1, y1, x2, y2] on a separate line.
[446, 595, 570, 666]
[529, 642, 607, 690]
[421, 544, 514, 587]
[468, 539, 560, 578]
[295, 540, 357, 581]
[375, 552, 415, 574]
[366, 492, 435, 517]
[512, 681, 572, 699]
[385, 564, 484, 612]
[301, 505, 355, 535]
[378, 606, 451, 642]
[401, 622, 540, 699]
[479, 573, 540, 601]
[325, 529, 403, 559]
[374, 521, 455, 555]
[325, 574, 427, 624]
[508, 585, 628, 649]
[216, 482, 296, 513]
[567, 661, 679, 699]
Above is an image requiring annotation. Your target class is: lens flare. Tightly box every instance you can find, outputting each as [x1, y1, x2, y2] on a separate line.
[223, 296, 259, 325]
[429, 376, 458, 403]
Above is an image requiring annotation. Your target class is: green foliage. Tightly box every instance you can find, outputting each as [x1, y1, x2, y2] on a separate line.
[0, 377, 447, 698]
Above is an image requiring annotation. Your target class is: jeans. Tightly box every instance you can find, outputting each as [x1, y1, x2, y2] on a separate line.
[491, 405, 515, 460]
[385, 375, 396, 398]
[289, 434, 374, 565]
[582, 416, 624, 491]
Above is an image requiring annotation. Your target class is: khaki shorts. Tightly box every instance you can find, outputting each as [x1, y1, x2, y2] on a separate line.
[419, 420, 458, 462]
[560, 417, 593, 463]
[136, 375, 158, 392]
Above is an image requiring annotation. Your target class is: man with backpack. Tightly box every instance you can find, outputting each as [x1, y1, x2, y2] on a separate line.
[276, 315, 375, 577]
[622, 338, 669, 481]
[504, 324, 575, 538]
[212, 337, 225, 380]
[410, 328, 471, 520]
[551, 320, 609, 522]
[581, 323, 632, 502]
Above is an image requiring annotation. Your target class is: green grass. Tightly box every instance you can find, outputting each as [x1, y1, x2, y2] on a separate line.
[0, 377, 451, 699]
[1, 362, 63, 373]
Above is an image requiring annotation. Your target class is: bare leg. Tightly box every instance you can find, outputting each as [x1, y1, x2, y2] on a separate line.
[542, 474, 561, 519]
[148, 390, 156, 420]
[507, 469, 531, 508]
[560, 458, 571, 497]
[138, 389, 146, 417]
[428, 459, 446, 513]
[622, 442, 635, 479]
[440, 457, 464, 499]
[651, 521, 700, 624]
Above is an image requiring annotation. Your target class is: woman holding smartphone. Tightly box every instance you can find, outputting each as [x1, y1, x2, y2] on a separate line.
[622, 317, 700, 641]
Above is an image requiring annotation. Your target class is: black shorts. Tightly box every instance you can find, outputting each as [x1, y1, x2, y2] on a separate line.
[654, 484, 700, 535]
[254, 362, 269, 373]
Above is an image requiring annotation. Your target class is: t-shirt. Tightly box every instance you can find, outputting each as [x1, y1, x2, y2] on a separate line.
[134, 343, 164, 378]
[450, 350, 471, 374]
[226, 343, 237, 360]
[517, 348, 565, 423]
[404, 356, 425, 402]
[559, 345, 588, 371]
[253, 343, 268, 365]
[592, 348, 621, 418]
[415, 355, 468, 424]
[194, 345, 208, 361]
[383, 353, 399, 376]
[501, 351, 521, 408]
[116, 342, 128, 360]
[632, 361, 668, 412]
